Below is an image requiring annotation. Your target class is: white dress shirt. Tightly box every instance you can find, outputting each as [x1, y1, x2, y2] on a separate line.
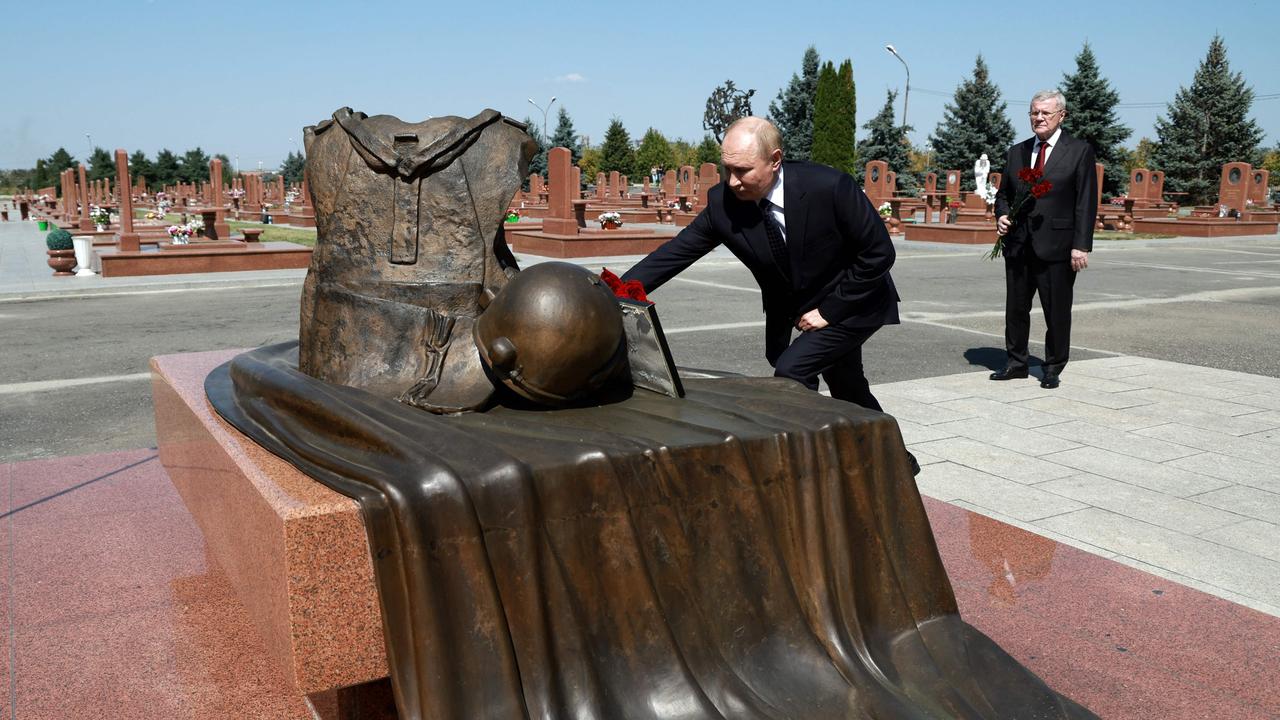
[1032, 128, 1062, 168]
[761, 166, 786, 240]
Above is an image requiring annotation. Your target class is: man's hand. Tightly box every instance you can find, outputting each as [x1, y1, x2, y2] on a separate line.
[996, 214, 1011, 235]
[796, 309, 828, 332]
[1071, 249, 1089, 272]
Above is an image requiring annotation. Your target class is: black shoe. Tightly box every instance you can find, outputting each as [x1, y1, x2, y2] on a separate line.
[989, 366, 1029, 381]
[1040, 372, 1060, 389]
[907, 451, 921, 477]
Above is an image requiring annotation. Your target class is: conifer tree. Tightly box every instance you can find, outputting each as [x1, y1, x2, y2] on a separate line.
[152, 149, 181, 188]
[634, 128, 676, 177]
[599, 117, 636, 177]
[520, 116, 548, 180]
[1061, 42, 1130, 196]
[48, 148, 77, 177]
[928, 55, 1014, 189]
[279, 151, 305, 185]
[87, 147, 115, 182]
[695, 136, 721, 168]
[811, 59, 858, 176]
[179, 147, 212, 184]
[129, 151, 153, 187]
[768, 46, 820, 161]
[1151, 34, 1265, 205]
[857, 89, 915, 192]
[549, 107, 582, 166]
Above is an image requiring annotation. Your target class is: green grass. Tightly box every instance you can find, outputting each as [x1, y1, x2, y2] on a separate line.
[1095, 230, 1177, 240]
[134, 209, 317, 246]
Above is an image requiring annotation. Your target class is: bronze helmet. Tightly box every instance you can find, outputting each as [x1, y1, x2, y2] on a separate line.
[474, 262, 627, 406]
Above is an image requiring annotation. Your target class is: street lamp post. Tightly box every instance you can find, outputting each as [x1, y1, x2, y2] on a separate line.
[885, 44, 910, 131]
[527, 96, 557, 141]
[85, 133, 93, 158]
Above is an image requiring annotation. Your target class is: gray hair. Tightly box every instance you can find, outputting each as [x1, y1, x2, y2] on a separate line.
[1030, 89, 1067, 113]
[725, 116, 783, 159]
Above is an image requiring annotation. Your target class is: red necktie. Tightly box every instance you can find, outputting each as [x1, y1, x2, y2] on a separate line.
[1034, 141, 1049, 172]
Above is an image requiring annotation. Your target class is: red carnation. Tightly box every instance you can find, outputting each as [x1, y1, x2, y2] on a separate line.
[620, 280, 649, 303]
[600, 267, 622, 291]
[1017, 167, 1044, 184]
[1030, 181, 1053, 199]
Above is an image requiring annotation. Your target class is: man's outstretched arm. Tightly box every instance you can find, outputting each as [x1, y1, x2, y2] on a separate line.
[620, 207, 720, 292]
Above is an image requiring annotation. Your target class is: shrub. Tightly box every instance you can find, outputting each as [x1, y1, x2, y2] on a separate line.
[46, 227, 73, 251]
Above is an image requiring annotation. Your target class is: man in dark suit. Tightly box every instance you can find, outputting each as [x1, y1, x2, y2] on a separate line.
[622, 117, 909, 463]
[992, 90, 1097, 389]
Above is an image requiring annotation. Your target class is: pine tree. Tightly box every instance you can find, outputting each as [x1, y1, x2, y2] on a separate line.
[87, 147, 114, 182]
[152, 149, 181, 188]
[179, 147, 212, 184]
[129, 150, 153, 188]
[857, 90, 915, 192]
[634, 128, 676, 177]
[48, 148, 76, 175]
[549, 107, 582, 166]
[928, 55, 1014, 190]
[279, 151, 305, 185]
[695, 136, 721, 168]
[1061, 42, 1131, 196]
[1151, 34, 1265, 205]
[768, 46, 820, 161]
[520, 116, 548, 180]
[811, 59, 857, 176]
[599, 118, 636, 177]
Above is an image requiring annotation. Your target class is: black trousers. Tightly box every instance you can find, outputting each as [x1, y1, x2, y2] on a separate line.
[771, 323, 883, 412]
[1004, 251, 1077, 375]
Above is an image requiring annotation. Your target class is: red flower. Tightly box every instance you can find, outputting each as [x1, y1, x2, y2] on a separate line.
[1017, 167, 1044, 184]
[1030, 181, 1053, 199]
[600, 268, 649, 303]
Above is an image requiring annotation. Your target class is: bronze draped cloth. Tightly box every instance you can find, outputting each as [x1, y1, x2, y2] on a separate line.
[207, 343, 1096, 720]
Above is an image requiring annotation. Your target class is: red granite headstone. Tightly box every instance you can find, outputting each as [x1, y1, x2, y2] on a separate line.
[1217, 162, 1251, 212]
[1149, 170, 1165, 203]
[115, 149, 140, 251]
[923, 172, 937, 196]
[662, 170, 676, 198]
[207, 158, 230, 240]
[1095, 163, 1104, 206]
[77, 164, 92, 230]
[1128, 168, 1150, 201]
[886, 170, 897, 195]
[696, 163, 718, 211]
[1248, 168, 1269, 205]
[595, 172, 606, 200]
[679, 166, 694, 197]
[619, 175, 628, 199]
[944, 170, 961, 199]
[608, 171, 620, 199]
[543, 147, 577, 235]
[863, 160, 889, 205]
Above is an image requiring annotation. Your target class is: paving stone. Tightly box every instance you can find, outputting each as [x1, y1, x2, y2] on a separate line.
[877, 396, 975, 426]
[872, 381, 971, 404]
[911, 450, 945, 466]
[1136, 423, 1280, 466]
[928, 419, 1081, 456]
[1037, 473, 1242, 535]
[1039, 446, 1228, 497]
[1120, 372, 1261, 400]
[945, 499, 1117, 559]
[1017, 396, 1166, 431]
[1042, 384, 1156, 410]
[1125, 402, 1278, 436]
[933, 397, 1072, 429]
[1198, 519, 1280, 564]
[1036, 507, 1280, 608]
[893, 419, 956, 445]
[912, 437, 1078, 485]
[1227, 393, 1280, 412]
[1111, 388, 1272, 417]
[1061, 374, 1149, 393]
[912, 461, 1086, 521]
[1190, 484, 1280, 523]
[1047, 420, 1200, 463]
[1164, 452, 1280, 494]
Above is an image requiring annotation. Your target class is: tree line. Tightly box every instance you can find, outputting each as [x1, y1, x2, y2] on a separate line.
[1, 147, 307, 195]
[761, 36, 1276, 205]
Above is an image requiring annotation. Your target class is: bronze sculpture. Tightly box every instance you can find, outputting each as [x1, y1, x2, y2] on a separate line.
[206, 108, 1097, 720]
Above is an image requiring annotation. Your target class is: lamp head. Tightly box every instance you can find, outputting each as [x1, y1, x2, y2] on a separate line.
[885, 44, 897, 54]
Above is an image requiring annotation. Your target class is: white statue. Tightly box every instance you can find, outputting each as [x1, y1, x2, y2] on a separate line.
[974, 153, 990, 190]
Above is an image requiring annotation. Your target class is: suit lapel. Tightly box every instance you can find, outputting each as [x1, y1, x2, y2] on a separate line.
[1042, 133, 1068, 174]
[783, 165, 806, 279]
[1020, 139, 1035, 173]
[729, 194, 774, 271]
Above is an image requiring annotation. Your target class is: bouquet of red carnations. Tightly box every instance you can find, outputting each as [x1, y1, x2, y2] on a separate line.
[987, 168, 1052, 260]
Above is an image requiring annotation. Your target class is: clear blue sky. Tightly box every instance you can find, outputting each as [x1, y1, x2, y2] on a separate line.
[3, 0, 1277, 171]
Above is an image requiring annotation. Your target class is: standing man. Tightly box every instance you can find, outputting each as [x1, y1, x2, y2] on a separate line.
[622, 117, 914, 471]
[992, 90, 1097, 389]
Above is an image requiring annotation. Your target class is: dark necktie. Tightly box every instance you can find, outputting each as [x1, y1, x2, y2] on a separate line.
[759, 199, 790, 281]
[1034, 141, 1049, 172]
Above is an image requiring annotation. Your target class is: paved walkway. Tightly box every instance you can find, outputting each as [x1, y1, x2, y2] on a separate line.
[4, 203, 1279, 619]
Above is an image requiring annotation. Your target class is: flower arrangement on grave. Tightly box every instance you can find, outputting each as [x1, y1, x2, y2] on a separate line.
[878, 201, 893, 219]
[975, 183, 998, 207]
[89, 205, 111, 227]
[946, 196, 964, 210]
[262, 202, 274, 210]
[599, 267, 648, 303]
[228, 188, 245, 199]
[188, 215, 205, 235]
[505, 209, 521, 223]
[167, 224, 194, 243]
[986, 168, 1052, 260]
[598, 211, 623, 229]
[1109, 195, 1127, 205]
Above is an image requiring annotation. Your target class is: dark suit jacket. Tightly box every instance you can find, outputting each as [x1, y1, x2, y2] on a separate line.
[622, 161, 899, 361]
[994, 131, 1098, 261]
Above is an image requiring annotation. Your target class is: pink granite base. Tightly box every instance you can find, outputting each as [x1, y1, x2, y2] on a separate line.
[505, 226, 678, 257]
[1133, 218, 1279, 237]
[151, 349, 386, 694]
[904, 222, 998, 244]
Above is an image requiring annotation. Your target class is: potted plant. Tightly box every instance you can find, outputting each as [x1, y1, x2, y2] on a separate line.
[505, 209, 521, 223]
[598, 211, 623, 230]
[45, 228, 76, 275]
